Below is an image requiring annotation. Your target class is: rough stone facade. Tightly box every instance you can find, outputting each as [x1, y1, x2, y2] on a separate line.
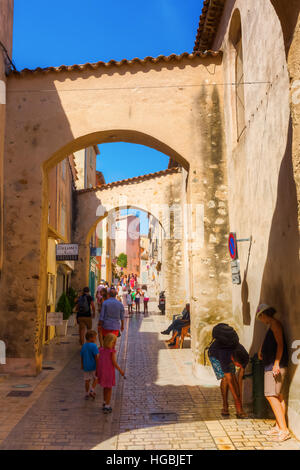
[210, 0, 300, 439]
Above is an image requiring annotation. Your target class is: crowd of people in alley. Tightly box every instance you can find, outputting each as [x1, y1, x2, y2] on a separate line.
[74, 282, 291, 441]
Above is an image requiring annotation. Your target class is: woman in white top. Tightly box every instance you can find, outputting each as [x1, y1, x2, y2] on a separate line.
[126, 290, 133, 314]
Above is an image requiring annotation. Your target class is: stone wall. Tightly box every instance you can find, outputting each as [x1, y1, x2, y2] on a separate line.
[213, 0, 300, 439]
[287, 7, 300, 442]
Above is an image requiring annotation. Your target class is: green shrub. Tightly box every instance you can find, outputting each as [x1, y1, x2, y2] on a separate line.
[117, 253, 127, 268]
[57, 292, 72, 320]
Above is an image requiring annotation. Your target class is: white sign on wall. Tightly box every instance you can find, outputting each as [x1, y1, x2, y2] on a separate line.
[56, 244, 78, 261]
[47, 312, 63, 326]
[231, 260, 241, 285]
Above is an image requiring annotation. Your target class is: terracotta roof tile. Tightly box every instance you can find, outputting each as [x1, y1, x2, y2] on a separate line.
[76, 167, 181, 194]
[11, 51, 221, 77]
[194, 0, 226, 52]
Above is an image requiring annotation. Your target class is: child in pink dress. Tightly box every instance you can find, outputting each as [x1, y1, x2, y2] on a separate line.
[96, 333, 125, 414]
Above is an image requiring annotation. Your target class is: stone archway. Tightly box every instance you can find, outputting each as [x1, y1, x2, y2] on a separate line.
[72, 167, 187, 316]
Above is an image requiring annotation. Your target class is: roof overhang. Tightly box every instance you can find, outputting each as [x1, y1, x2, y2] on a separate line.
[194, 0, 226, 52]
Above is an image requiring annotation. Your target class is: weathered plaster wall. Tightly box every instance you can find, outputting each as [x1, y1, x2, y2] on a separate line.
[213, 0, 300, 438]
[189, 82, 232, 378]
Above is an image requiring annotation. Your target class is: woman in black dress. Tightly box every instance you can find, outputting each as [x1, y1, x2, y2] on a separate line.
[257, 304, 290, 442]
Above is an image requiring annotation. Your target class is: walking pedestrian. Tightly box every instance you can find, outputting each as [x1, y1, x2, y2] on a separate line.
[96, 333, 125, 414]
[256, 304, 290, 441]
[98, 288, 124, 346]
[80, 330, 99, 400]
[135, 289, 141, 313]
[117, 282, 123, 299]
[141, 290, 149, 314]
[122, 284, 127, 308]
[126, 289, 133, 315]
[76, 287, 96, 346]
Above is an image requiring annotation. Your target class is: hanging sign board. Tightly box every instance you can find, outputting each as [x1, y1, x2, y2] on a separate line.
[228, 233, 238, 260]
[56, 244, 78, 261]
[47, 312, 63, 326]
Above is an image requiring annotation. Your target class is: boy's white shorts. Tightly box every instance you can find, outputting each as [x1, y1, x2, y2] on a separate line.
[84, 370, 96, 381]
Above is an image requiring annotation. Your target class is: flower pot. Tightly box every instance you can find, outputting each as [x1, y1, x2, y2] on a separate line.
[56, 319, 69, 337]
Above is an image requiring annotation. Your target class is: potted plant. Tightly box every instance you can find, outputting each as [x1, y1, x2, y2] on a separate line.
[67, 287, 78, 327]
[56, 292, 72, 336]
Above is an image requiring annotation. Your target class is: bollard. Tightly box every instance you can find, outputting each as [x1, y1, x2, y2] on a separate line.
[251, 354, 271, 418]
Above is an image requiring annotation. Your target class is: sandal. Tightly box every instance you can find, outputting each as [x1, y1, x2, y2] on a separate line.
[103, 406, 112, 414]
[89, 391, 96, 399]
[221, 409, 230, 417]
[272, 430, 291, 442]
[236, 412, 248, 419]
[265, 426, 279, 436]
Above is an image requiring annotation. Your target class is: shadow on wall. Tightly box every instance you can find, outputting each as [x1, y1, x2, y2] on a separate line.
[249, 118, 299, 413]
[270, 0, 300, 56]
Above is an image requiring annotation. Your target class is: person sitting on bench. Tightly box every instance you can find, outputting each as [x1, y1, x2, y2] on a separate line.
[161, 303, 190, 347]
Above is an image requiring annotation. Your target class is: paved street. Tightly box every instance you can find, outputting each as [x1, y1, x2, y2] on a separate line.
[0, 311, 299, 451]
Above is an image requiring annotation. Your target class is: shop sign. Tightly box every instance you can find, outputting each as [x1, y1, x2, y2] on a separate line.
[90, 247, 102, 257]
[56, 244, 78, 261]
[47, 312, 63, 326]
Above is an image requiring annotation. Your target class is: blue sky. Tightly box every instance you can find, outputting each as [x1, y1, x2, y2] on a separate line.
[12, 1, 203, 229]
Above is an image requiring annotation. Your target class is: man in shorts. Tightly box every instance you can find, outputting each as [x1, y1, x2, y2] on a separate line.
[76, 287, 96, 346]
[208, 340, 249, 418]
[98, 288, 124, 346]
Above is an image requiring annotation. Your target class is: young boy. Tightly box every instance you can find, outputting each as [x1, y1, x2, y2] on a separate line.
[80, 330, 99, 399]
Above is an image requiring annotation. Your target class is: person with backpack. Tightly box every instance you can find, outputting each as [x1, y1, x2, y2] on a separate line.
[98, 288, 124, 346]
[208, 323, 249, 418]
[76, 287, 96, 346]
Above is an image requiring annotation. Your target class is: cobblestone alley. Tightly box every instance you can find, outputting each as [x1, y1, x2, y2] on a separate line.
[0, 311, 299, 451]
